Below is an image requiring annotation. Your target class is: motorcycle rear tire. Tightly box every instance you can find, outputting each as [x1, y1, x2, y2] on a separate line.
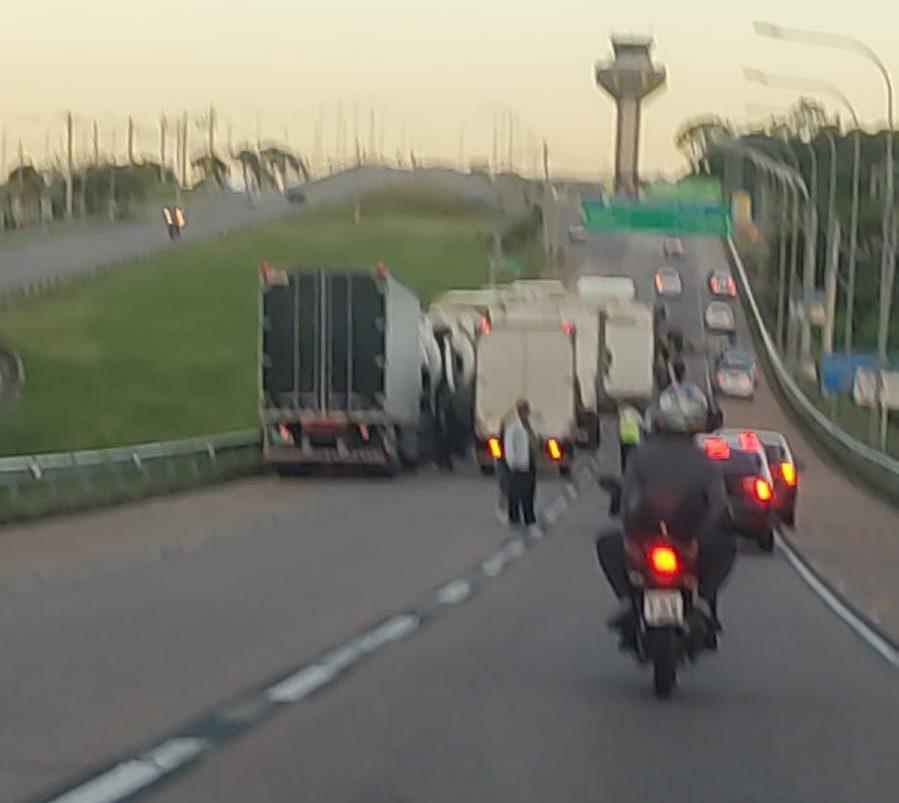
[652, 629, 678, 699]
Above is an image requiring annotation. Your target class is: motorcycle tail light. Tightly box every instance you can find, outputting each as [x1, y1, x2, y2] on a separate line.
[648, 545, 680, 577]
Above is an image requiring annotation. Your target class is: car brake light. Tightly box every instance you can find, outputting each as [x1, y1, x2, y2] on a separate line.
[703, 437, 730, 460]
[648, 545, 679, 577]
[727, 278, 736, 294]
[716, 371, 726, 387]
[487, 436, 503, 459]
[546, 438, 563, 461]
[743, 476, 772, 503]
[738, 430, 761, 451]
[562, 321, 573, 335]
[780, 461, 797, 487]
[479, 316, 491, 335]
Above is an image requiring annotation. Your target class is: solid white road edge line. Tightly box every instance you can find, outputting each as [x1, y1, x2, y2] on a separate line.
[776, 531, 899, 670]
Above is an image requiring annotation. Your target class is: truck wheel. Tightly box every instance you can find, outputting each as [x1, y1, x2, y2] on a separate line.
[781, 507, 796, 528]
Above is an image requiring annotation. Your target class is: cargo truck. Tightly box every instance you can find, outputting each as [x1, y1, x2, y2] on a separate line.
[473, 319, 577, 476]
[260, 264, 426, 473]
[598, 300, 655, 409]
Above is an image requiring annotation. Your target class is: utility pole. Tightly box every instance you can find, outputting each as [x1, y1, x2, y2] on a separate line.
[458, 123, 465, 170]
[255, 112, 262, 152]
[542, 139, 549, 183]
[822, 219, 841, 357]
[491, 109, 498, 172]
[507, 110, 514, 171]
[159, 115, 167, 181]
[207, 105, 216, 156]
[875, 213, 897, 449]
[368, 108, 375, 164]
[127, 116, 135, 164]
[92, 120, 100, 165]
[181, 111, 189, 187]
[65, 111, 74, 218]
[108, 130, 117, 222]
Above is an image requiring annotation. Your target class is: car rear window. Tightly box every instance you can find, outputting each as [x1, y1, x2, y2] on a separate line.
[764, 445, 786, 464]
[717, 451, 764, 477]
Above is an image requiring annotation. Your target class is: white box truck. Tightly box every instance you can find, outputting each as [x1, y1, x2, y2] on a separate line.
[598, 300, 655, 408]
[473, 320, 577, 475]
[491, 299, 601, 448]
[575, 275, 637, 304]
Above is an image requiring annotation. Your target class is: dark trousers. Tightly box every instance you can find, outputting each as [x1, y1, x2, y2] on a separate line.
[595, 529, 736, 603]
[508, 469, 537, 526]
[619, 442, 636, 473]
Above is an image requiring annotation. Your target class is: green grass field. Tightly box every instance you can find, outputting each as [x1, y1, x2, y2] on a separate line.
[0, 190, 537, 455]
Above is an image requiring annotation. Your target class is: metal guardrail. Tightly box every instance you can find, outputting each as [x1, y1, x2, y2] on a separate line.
[0, 428, 263, 521]
[726, 234, 899, 485]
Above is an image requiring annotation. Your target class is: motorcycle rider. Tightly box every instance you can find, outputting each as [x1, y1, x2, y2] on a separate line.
[596, 382, 735, 649]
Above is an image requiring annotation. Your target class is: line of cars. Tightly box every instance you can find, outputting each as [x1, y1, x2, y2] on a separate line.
[695, 428, 800, 551]
[652, 237, 799, 551]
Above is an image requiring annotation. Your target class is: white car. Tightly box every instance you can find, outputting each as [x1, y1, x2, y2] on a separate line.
[654, 266, 683, 298]
[705, 301, 736, 332]
[663, 237, 685, 259]
[568, 224, 588, 243]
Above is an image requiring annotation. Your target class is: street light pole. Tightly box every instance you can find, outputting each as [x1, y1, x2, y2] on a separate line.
[743, 68, 864, 355]
[754, 21, 894, 442]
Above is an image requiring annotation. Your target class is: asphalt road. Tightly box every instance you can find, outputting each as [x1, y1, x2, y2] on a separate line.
[3, 227, 897, 802]
[0, 464, 569, 802]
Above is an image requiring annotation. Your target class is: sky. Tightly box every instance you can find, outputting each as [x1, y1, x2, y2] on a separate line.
[1, 0, 898, 177]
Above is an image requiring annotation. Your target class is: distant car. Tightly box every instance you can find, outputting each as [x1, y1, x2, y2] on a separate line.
[696, 428, 776, 551]
[705, 301, 735, 332]
[568, 224, 588, 243]
[286, 187, 307, 204]
[708, 270, 737, 298]
[654, 266, 683, 298]
[714, 347, 758, 398]
[756, 430, 800, 527]
[662, 237, 685, 259]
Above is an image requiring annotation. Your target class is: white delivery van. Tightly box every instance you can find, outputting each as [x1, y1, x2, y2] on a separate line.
[599, 301, 654, 408]
[474, 320, 577, 475]
[575, 275, 637, 304]
[491, 299, 601, 448]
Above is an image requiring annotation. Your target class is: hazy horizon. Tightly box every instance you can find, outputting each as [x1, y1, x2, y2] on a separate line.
[2, 0, 897, 177]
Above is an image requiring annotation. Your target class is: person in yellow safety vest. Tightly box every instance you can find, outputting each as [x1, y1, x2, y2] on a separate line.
[618, 405, 643, 472]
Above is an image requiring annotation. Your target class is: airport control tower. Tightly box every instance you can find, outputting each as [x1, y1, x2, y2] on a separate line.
[595, 36, 666, 197]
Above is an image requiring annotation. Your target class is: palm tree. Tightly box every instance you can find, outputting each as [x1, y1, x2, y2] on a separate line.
[234, 148, 274, 197]
[260, 146, 310, 192]
[5, 164, 45, 228]
[191, 154, 229, 190]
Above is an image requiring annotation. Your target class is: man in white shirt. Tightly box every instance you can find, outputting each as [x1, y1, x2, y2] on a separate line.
[503, 399, 538, 530]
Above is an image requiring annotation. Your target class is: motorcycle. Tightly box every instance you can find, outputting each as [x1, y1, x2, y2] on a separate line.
[599, 476, 711, 699]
